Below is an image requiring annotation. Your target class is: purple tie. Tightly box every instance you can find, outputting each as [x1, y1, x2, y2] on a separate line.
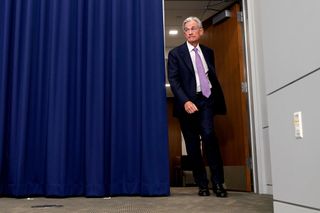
[194, 48, 211, 97]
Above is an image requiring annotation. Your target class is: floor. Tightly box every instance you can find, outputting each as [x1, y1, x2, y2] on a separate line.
[0, 187, 273, 213]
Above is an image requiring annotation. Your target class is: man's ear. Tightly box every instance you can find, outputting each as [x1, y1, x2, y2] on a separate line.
[199, 28, 204, 36]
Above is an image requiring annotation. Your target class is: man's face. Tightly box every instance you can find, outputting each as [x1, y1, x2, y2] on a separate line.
[183, 20, 203, 46]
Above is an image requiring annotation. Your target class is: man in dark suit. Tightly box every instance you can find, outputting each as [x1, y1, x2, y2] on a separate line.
[167, 16, 227, 197]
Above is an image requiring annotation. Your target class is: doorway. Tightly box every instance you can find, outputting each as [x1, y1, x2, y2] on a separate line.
[165, 1, 252, 191]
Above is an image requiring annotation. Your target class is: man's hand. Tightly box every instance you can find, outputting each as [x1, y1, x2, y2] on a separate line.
[184, 101, 198, 114]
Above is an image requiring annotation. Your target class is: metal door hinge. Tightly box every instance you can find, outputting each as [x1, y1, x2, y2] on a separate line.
[246, 157, 252, 170]
[237, 11, 244, 23]
[241, 82, 248, 93]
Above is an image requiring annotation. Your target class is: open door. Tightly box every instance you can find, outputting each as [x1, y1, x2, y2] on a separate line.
[201, 3, 252, 191]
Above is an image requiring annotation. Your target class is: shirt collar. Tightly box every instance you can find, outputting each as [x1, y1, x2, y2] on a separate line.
[186, 42, 200, 53]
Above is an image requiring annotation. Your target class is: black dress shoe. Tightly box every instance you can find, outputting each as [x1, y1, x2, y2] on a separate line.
[198, 187, 210, 196]
[213, 184, 228, 198]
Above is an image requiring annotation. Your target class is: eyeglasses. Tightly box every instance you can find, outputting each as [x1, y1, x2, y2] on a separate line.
[183, 27, 200, 33]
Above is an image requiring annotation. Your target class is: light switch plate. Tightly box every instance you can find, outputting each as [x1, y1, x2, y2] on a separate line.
[293, 111, 303, 139]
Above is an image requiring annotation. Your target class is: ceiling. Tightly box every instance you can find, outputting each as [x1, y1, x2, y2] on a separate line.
[164, 0, 238, 49]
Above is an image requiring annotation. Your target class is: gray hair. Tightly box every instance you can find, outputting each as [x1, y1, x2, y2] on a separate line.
[182, 17, 203, 30]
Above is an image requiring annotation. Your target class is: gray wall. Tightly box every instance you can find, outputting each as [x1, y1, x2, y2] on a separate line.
[248, 0, 320, 212]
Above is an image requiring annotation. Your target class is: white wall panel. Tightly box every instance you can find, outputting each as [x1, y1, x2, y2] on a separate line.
[268, 70, 320, 209]
[259, 0, 320, 93]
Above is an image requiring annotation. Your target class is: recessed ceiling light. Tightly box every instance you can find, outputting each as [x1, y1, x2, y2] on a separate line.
[168, 30, 178, 35]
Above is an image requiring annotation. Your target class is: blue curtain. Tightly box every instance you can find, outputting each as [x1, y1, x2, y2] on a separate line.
[0, 0, 169, 197]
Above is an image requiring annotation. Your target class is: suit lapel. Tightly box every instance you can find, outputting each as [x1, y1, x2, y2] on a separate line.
[180, 43, 195, 74]
[200, 45, 214, 71]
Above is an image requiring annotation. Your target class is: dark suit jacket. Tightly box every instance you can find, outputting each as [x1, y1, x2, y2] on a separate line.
[167, 42, 226, 117]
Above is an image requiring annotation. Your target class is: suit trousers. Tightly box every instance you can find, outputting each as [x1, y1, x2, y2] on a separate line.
[179, 93, 224, 189]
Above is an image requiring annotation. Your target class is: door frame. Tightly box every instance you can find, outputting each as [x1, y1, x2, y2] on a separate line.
[242, 0, 273, 194]
[162, 0, 273, 194]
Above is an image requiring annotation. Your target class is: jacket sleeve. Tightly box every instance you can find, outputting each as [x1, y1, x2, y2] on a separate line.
[167, 50, 189, 106]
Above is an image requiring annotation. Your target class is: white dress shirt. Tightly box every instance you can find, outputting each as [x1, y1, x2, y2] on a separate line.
[186, 42, 212, 92]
